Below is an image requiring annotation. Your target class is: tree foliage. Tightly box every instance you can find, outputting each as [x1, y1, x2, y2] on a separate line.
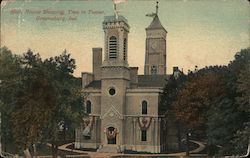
[161, 48, 250, 156]
[10, 50, 57, 149]
[172, 70, 228, 129]
[160, 73, 187, 113]
[0, 47, 84, 156]
[0, 47, 21, 150]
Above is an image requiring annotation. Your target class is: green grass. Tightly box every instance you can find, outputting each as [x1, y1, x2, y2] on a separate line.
[35, 143, 88, 156]
[2, 140, 87, 157]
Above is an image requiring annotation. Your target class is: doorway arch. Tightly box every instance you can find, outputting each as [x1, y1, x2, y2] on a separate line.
[106, 127, 117, 144]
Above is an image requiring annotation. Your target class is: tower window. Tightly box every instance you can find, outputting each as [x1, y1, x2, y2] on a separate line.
[151, 65, 157, 75]
[142, 100, 147, 115]
[123, 38, 127, 61]
[141, 130, 147, 141]
[86, 100, 91, 114]
[109, 36, 117, 59]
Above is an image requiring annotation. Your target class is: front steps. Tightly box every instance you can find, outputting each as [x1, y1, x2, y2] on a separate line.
[97, 145, 122, 153]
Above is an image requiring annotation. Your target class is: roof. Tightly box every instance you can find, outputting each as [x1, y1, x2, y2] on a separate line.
[137, 75, 169, 88]
[103, 15, 128, 23]
[146, 15, 167, 32]
[84, 75, 169, 89]
[85, 80, 101, 89]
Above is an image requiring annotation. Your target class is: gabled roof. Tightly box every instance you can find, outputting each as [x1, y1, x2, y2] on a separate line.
[146, 15, 167, 32]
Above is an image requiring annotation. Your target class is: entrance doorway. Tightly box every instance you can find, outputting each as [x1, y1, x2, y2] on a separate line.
[107, 127, 116, 144]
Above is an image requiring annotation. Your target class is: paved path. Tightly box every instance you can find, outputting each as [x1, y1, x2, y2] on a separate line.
[57, 140, 206, 158]
[189, 140, 206, 153]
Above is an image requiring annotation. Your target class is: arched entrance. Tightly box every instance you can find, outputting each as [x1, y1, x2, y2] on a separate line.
[106, 127, 117, 144]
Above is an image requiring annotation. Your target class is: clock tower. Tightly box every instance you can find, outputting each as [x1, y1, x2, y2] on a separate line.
[144, 2, 167, 75]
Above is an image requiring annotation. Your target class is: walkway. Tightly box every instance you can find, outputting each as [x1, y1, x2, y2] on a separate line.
[57, 140, 206, 158]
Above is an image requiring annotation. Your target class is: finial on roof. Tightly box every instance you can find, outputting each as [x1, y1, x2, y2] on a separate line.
[156, 1, 159, 15]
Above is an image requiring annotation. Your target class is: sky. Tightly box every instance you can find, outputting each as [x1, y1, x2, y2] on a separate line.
[1, 0, 249, 76]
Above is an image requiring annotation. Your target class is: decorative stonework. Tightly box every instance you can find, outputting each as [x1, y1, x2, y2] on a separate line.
[101, 105, 123, 120]
[106, 128, 118, 139]
[138, 116, 152, 130]
[103, 21, 130, 32]
[82, 116, 95, 136]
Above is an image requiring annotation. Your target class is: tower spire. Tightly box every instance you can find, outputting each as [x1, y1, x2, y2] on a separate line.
[156, 1, 159, 15]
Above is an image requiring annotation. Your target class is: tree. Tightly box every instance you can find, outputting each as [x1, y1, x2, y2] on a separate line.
[236, 56, 250, 112]
[0, 47, 84, 157]
[161, 66, 230, 155]
[231, 48, 250, 155]
[160, 73, 187, 113]
[0, 47, 21, 152]
[169, 48, 250, 156]
[168, 66, 238, 156]
[40, 50, 84, 157]
[204, 49, 249, 155]
[172, 69, 227, 129]
[9, 50, 57, 156]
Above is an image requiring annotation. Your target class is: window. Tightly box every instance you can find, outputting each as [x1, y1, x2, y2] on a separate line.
[84, 136, 91, 140]
[107, 127, 116, 144]
[86, 100, 91, 114]
[142, 100, 147, 114]
[109, 36, 117, 59]
[141, 130, 147, 141]
[109, 88, 116, 96]
[151, 65, 157, 75]
[123, 38, 127, 61]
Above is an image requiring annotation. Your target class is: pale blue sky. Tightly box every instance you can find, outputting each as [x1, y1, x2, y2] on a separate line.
[1, 0, 249, 76]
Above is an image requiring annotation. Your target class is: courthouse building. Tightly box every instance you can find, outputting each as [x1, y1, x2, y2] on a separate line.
[75, 3, 180, 153]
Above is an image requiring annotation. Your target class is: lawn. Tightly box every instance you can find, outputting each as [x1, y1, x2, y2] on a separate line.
[2, 140, 87, 157]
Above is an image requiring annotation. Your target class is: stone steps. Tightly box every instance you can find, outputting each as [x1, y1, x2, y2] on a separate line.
[97, 145, 121, 153]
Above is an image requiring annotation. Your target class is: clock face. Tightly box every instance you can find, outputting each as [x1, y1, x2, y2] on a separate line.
[151, 41, 158, 50]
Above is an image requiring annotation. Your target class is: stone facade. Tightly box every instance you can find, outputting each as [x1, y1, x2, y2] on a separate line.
[75, 7, 179, 153]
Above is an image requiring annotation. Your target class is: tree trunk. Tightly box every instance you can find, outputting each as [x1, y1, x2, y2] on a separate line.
[33, 144, 37, 158]
[51, 143, 58, 158]
[63, 126, 66, 141]
[23, 148, 32, 158]
[186, 132, 190, 157]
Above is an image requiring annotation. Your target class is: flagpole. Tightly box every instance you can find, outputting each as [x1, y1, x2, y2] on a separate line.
[156, 1, 159, 15]
[113, 0, 127, 20]
[113, 2, 118, 20]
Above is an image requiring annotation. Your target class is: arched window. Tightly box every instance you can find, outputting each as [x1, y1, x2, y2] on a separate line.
[142, 100, 147, 115]
[86, 100, 91, 114]
[141, 130, 147, 141]
[123, 38, 127, 61]
[151, 65, 157, 75]
[109, 36, 117, 59]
